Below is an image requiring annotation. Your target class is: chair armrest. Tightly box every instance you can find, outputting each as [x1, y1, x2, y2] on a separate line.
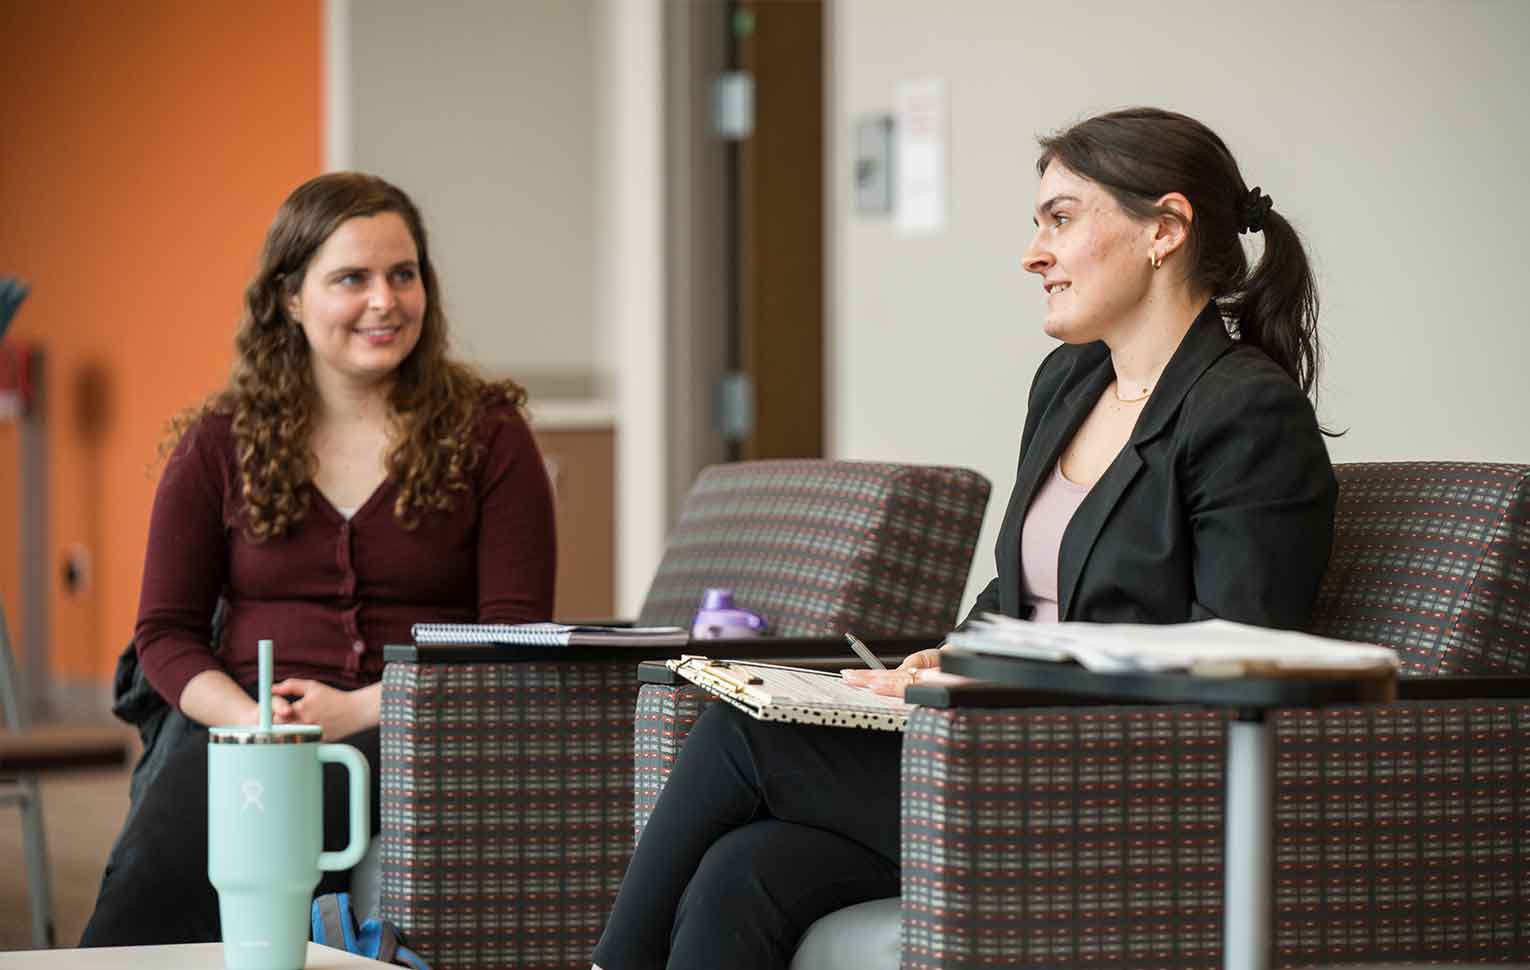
[907, 675, 1530, 711]
[634, 681, 719, 837]
[1396, 674, 1530, 699]
[379, 658, 642, 969]
[900, 697, 1530, 968]
[901, 702, 1231, 969]
[906, 681, 1123, 709]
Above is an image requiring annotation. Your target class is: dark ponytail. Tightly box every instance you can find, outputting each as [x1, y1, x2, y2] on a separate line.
[1036, 108, 1322, 396]
[1220, 207, 1319, 394]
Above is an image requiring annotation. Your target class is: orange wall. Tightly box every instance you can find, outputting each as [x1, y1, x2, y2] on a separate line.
[0, 1, 322, 683]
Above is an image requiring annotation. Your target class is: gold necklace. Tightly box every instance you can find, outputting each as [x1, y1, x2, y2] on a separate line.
[1113, 383, 1152, 404]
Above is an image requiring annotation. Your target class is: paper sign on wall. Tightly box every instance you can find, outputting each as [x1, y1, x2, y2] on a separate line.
[895, 78, 946, 236]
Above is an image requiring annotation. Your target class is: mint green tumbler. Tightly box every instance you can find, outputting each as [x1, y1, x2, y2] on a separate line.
[208, 725, 369, 970]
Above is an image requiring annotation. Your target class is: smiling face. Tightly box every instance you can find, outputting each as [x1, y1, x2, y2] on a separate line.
[286, 211, 425, 396]
[1022, 162, 1157, 345]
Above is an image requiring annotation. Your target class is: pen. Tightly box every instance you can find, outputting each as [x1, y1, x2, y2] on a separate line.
[844, 632, 887, 670]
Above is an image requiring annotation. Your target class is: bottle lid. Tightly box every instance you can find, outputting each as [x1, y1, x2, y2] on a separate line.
[700, 588, 735, 610]
[693, 587, 767, 638]
[209, 724, 322, 745]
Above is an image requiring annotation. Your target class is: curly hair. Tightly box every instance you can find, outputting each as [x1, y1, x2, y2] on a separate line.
[164, 172, 526, 541]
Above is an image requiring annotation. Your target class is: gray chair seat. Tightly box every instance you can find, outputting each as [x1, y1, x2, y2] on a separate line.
[789, 897, 900, 970]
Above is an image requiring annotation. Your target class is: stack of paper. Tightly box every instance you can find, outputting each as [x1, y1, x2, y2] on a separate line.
[947, 615, 1398, 676]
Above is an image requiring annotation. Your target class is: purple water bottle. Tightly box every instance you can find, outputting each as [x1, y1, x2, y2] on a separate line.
[691, 588, 767, 640]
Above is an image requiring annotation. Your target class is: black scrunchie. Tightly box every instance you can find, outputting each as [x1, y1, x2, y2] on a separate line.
[1239, 186, 1273, 234]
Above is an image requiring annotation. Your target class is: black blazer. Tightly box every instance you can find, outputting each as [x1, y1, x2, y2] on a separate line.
[968, 302, 1338, 630]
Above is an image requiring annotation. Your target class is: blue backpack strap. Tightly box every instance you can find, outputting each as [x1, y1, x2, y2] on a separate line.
[311, 893, 344, 950]
[337, 894, 358, 953]
[357, 916, 431, 970]
[355, 918, 383, 960]
[311, 892, 359, 954]
[392, 941, 430, 970]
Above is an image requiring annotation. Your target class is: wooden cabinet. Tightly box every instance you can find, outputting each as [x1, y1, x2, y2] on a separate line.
[529, 404, 615, 620]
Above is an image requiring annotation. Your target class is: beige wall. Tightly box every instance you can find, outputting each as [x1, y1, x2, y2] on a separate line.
[345, 0, 670, 612]
[829, 0, 1530, 610]
[348, 0, 603, 388]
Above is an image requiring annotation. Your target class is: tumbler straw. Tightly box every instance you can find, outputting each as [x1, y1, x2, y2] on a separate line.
[258, 639, 273, 731]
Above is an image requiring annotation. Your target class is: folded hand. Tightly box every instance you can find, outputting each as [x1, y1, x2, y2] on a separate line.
[270, 679, 378, 741]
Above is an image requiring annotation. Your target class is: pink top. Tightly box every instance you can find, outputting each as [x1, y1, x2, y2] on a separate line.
[1019, 462, 1092, 623]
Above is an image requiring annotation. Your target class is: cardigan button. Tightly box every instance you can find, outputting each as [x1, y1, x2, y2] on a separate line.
[352, 640, 365, 654]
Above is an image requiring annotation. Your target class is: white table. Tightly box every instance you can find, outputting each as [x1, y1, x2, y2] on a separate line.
[0, 942, 391, 968]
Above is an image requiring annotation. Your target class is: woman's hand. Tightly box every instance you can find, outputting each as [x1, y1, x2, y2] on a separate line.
[255, 693, 296, 724]
[180, 668, 292, 729]
[841, 645, 946, 698]
[270, 680, 381, 740]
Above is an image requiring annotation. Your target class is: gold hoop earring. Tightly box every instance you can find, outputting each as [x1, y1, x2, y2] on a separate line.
[1149, 251, 1163, 270]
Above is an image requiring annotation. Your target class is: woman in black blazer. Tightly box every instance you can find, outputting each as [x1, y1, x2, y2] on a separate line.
[968, 298, 1334, 628]
[849, 108, 1337, 695]
[594, 107, 1337, 970]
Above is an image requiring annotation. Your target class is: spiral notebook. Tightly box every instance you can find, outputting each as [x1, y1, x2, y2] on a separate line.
[412, 622, 689, 648]
[666, 656, 912, 732]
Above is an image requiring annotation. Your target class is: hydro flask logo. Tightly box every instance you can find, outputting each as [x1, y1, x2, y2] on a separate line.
[240, 778, 266, 813]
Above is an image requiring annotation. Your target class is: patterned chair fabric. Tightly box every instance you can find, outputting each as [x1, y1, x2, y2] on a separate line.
[637, 460, 992, 637]
[382, 460, 992, 970]
[634, 681, 713, 837]
[1311, 462, 1530, 674]
[900, 706, 1233, 969]
[898, 699, 1530, 970]
[633, 461, 1530, 969]
[382, 662, 639, 970]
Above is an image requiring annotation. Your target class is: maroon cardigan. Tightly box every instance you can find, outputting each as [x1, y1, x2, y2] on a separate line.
[134, 404, 557, 710]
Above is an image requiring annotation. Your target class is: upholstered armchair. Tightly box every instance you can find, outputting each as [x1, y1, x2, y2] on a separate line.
[633, 461, 1530, 970]
[376, 459, 991, 970]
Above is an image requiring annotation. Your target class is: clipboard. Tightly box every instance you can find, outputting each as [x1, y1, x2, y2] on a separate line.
[666, 656, 912, 733]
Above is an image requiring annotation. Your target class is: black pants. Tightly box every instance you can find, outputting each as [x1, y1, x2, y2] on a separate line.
[593, 703, 903, 970]
[80, 722, 381, 946]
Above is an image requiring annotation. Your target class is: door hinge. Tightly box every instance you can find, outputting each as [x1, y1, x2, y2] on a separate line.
[711, 71, 754, 141]
[716, 371, 754, 442]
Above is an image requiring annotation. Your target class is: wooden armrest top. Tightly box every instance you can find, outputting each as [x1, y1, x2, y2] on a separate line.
[0, 724, 133, 774]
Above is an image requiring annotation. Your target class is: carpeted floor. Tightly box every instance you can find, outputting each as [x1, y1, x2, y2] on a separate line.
[0, 764, 131, 952]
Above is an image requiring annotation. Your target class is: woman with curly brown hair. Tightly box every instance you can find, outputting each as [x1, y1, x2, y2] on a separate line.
[82, 172, 557, 946]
